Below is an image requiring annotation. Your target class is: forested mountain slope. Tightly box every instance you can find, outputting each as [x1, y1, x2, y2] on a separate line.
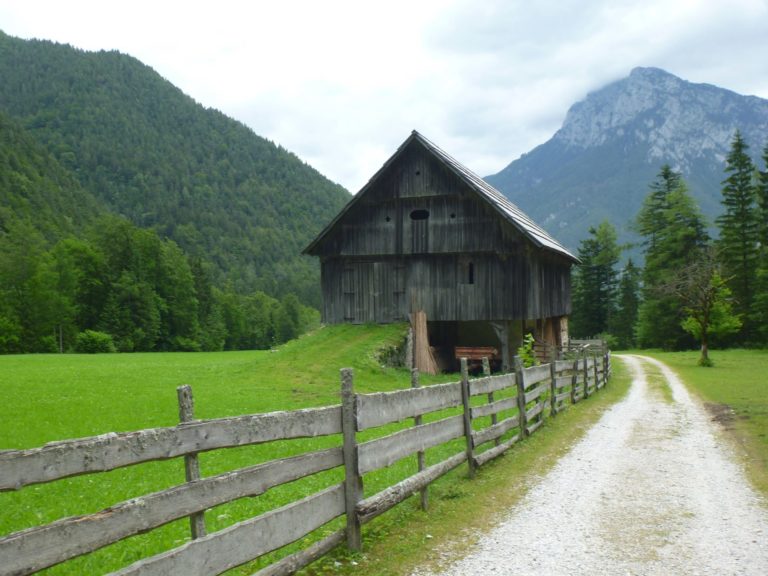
[0, 111, 104, 239]
[0, 31, 350, 305]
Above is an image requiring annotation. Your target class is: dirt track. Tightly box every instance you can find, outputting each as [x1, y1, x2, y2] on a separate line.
[414, 355, 768, 576]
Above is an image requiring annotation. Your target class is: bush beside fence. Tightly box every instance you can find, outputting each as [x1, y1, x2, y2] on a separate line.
[0, 348, 611, 576]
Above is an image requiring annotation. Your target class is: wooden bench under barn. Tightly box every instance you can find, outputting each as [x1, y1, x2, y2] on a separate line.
[454, 346, 499, 372]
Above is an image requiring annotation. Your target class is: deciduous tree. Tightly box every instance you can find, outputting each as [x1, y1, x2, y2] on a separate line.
[662, 249, 741, 366]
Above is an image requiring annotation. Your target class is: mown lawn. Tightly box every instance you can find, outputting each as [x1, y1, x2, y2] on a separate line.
[642, 349, 768, 496]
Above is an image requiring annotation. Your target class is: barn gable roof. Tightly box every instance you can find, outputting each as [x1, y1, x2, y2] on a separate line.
[304, 130, 578, 262]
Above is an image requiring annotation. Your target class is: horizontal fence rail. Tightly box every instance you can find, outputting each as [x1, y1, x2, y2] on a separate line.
[0, 346, 611, 576]
[0, 406, 342, 492]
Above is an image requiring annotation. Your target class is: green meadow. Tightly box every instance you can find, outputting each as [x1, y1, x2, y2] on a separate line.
[5, 335, 764, 576]
[0, 325, 641, 575]
[1, 323, 448, 574]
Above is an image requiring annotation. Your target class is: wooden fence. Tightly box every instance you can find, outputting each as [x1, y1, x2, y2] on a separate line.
[0, 349, 611, 576]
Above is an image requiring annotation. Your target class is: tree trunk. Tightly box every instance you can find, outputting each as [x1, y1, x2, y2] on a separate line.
[700, 332, 710, 365]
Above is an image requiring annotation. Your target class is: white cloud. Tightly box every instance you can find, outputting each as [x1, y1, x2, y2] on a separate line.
[1, 0, 767, 190]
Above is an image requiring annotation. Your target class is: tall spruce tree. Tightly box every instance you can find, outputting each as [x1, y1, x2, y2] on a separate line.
[570, 221, 620, 338]
[753, 144, 768, 344]
[636, 164, 680, 255]
[636, 168, 709, 349]
[759, 144, 768, 250]
[608, 259, 641, 349]
[716, 131, 760, 342]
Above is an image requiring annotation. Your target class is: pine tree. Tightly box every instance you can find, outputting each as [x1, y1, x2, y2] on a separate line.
[759, 143, 768, 250]
[716, 131, 759, 342]
[636, 164, 680, 255]
[608, 259, 641, 349]
[570, 221, 620, 338]
[753, 143, 768, 344]
[636, 169, 709, 349]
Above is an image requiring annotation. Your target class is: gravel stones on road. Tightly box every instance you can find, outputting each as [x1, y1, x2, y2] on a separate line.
[413, 355, 768, 576]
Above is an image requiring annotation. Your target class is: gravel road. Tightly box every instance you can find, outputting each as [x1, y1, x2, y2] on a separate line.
[414, 355, 768, 576]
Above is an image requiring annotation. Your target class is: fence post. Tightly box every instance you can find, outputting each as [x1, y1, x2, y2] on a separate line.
[411, 368, 428, 511]
[549, 359, 558, 417]
[460, 358, 476, 478]
[482, 357, 500, 447]
[515, 356, 528, 438]
[594, 357, 600, 390]
[341, 368, 362, 551]
[570, 358, 579, 405]
[176, 385, 207, 540]
[582, 354, 590, 398]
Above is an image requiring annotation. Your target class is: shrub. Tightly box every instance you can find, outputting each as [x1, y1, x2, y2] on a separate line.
[516, 333, 539, 367]
[171, 336, 201, 352]
[597, 332, 619, 351]
[75, 330, 116, 353]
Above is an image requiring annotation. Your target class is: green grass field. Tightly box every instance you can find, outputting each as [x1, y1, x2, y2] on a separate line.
[0, 326, 636, 575]
[1, 323, 448, 575]
[642, 349, 768, 495]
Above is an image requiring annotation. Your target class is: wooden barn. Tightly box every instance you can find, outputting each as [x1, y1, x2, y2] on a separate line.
[304, 131, 578, 372]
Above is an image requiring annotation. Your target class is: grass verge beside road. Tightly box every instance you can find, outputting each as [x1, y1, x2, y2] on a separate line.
[302, 358, 633, 576]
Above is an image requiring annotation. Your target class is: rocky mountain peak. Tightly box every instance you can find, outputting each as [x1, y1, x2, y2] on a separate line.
[485, 67, 768, 252]
[554, 67, 768, 173]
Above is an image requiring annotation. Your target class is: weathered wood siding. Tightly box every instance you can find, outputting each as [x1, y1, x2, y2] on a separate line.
[311, 145, 523, 258]
[321, 252, 571, 323]
[312, 141, 572, 324]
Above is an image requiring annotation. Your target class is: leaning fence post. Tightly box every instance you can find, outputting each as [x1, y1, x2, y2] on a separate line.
[515, 356, 528, 438]
[411, 368, 428, 511]
[176, 385, 207, 540]
[341, 368, 362, 551]
[460, 358, 476, 478]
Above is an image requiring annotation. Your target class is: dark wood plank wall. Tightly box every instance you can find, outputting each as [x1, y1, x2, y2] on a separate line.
[315, 142, 572, 324]
[321, 253, 571, 324]
[313, 146, 523, 258]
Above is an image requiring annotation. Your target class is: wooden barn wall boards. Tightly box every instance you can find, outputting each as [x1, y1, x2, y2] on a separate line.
[304, 131, 578, 327]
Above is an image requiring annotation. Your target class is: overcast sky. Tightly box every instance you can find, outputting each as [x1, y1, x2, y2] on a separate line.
[2, 0, 768, 191]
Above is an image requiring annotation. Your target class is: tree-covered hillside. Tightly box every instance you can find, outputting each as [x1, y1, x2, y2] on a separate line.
[0, 111, 104, 240]
[0, 112, 319, 353]
[0, 31, 350, 306]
